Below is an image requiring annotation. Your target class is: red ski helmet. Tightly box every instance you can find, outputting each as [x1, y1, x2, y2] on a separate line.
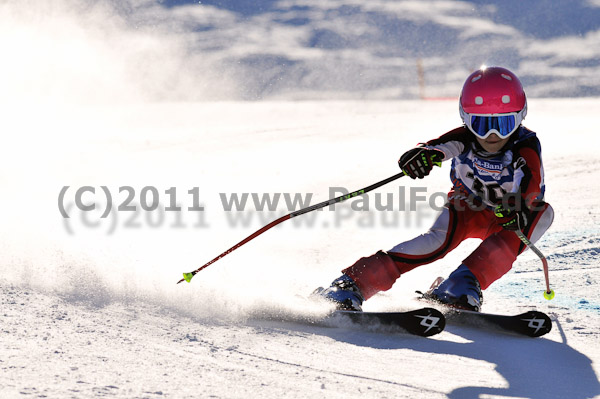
[459, 66, 527, 139]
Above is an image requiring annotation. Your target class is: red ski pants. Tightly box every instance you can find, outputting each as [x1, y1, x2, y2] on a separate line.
[343, 200, 554, 300]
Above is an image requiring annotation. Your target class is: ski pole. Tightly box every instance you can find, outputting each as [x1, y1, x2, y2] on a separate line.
[514, 230, 555, 300]
[177, 171, 407, 284]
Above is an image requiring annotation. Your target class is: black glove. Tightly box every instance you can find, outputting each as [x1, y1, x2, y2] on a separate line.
[398, 147, 444, 179]
[494, 196, 531, 231]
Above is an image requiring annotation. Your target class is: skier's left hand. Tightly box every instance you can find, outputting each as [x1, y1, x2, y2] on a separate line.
[494, 198, 530, 231]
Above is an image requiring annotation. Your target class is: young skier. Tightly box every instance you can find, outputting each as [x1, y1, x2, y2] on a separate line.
[315, 66, 554, 312]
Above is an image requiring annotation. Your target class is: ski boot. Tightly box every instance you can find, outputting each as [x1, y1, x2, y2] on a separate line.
[312, 274, 364, 311]
[423, 264, 483, 312]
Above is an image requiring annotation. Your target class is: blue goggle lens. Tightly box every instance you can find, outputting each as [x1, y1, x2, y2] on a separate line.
[470, 115, 516, 138]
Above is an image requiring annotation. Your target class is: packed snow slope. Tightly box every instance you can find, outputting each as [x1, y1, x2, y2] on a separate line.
[1, 0, 600, 398]
[1, 99, 599, 398]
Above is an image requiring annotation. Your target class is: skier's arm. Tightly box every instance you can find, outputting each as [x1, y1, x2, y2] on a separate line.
[511, 136, 545, 208]
[423, 126, 474, 160]
[398, 127, 473, 179]
[495, 136, 545, 230]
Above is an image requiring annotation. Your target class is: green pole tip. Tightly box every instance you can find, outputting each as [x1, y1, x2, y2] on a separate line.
[183, 272, 194, 283]
[544, 289, 555, 300]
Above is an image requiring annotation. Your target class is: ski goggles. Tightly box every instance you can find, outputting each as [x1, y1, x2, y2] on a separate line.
[464, 112, 523, 139]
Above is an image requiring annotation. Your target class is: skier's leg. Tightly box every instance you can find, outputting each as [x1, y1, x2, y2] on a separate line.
[424, 202, 553, 311]
[314, 208, 459, 308]
[342, 204, 480, 300]
[464, 202, 554, 290]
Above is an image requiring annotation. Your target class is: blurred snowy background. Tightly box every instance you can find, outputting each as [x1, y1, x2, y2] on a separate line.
[2, 0, 600, 104]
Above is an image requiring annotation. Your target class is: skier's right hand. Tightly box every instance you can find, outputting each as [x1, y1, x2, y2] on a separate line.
[398, 146, 444, 179]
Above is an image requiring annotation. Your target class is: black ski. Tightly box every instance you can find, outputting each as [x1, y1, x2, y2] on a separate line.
[444, 308, 552, 338]
[417, 278, 552, 337]
[329, 307, 446, 337]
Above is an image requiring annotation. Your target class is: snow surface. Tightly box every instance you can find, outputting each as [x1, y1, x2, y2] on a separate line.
[1, 0, 600, 398]
[1, 99, 600, 398]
